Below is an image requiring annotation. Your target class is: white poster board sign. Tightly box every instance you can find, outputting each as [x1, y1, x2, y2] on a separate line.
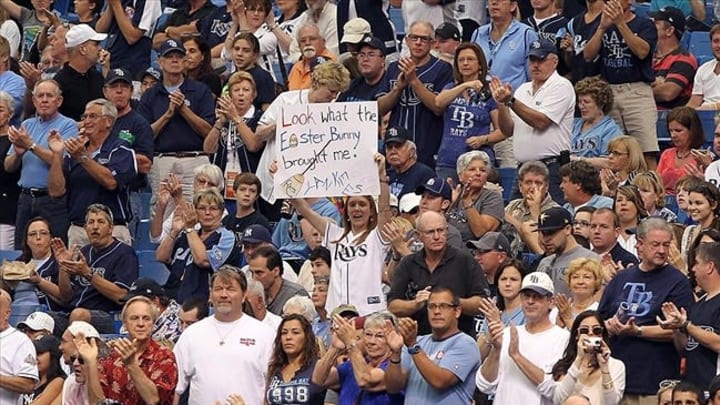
[274, 101, 379, 198]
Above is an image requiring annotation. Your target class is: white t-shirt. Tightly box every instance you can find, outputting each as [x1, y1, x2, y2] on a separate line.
[173, 315, 274, 405]
[705, 159, 720, 187]
[323, 223, 389, 316]
[0, 327, 38, 405]
[512, 71, 575, 162]
[261, 311, 282, 333]
[691, 60, 720, 107]
[476, 324, 569, 405]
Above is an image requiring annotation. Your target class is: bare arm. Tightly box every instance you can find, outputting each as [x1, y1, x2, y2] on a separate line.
[150, 111, 175, 137]
[47, 151, 66, 198]
[615, 20, 650, 59]
[95, 5, 113, 33]
[464, 208, 501, 239]
[507, 99, 553, 131]
[156, 229, 179, 263]
[311, 345, 341, 389]
[178, 104, 212, 138]
[186, 230, 210, 267]
[292, 198, 330, 238]
[107, 0, 145, 45]
[684, 321, 720, 352]
[686, 94, 704, 109]
[458, 296, 482, 317]
[435, 82, 467, 111]
[75, 158, 119, 190]
[690, 0, 706, 21]
[347, 346, 387, 392]
[0, 375, 35, 394]
[0, 0, 22, 20]
[255, 123, 277, 143]
[583, 26, 604, 62]
[387, 298, 422, 317]
[409, 348, 460, 390]
[3, 152, 21, 172]
[126, 362, 161, 405]
[28, 377, 63, 405]
[383, 353, 408, 394]
[86, 272, 129, 304]
[653, 81, 684, 102]
[232, 118, 264, 152]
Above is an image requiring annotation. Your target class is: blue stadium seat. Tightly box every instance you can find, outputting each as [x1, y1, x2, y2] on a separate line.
[139, 192, 153, 221]
[388, 6, 405, 39]
[0, 250, 21, 262]
[134, 219, 157, 251]
[496, 167, 517, 204]
[9, 304, 41, 328]
[656, 109, 717, 150]
[698, 110, 718, 146]
[633, 2, 650, 19]
[137, 250, 170, 286]
[687, 31, 713, 64]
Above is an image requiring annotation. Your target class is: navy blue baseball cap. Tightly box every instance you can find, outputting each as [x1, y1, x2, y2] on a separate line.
[528, 39, 557, 59]
[159, 39, 186, 57]
[415, 177, 452, 201]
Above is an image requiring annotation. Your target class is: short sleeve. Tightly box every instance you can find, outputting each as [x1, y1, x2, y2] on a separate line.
[106, 145, 138, 186]
[13, 336, 38, 381]
[206, 229, 238, 271]
[475, 189, 504, 222]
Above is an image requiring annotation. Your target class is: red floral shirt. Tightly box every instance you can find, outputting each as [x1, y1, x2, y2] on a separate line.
[99, 340, 178, 405]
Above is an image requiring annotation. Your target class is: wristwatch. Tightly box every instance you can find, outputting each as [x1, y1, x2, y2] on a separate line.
[185, 227, 196, 234]
[28, 142, 37, 152]
[505, 96, 516, 108]
[408, 344, 422, 355]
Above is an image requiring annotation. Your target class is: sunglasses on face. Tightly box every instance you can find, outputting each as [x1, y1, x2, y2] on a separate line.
[69, 355, 85, 365]
[578, 325, 603, 336]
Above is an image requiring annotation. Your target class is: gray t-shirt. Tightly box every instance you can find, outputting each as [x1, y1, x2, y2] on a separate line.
[267, 279, 309, 315]
[536, 245, 600, 296]
[446, 188, 504, 242]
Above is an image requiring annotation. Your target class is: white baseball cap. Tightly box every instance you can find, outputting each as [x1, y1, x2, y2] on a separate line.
[341, 18, 371, 44]
[67, 321, 100, 339]
[399, 193, 421, 214]
[18, 312, 55, 334]
[520, 272, 554, 296]
[65, 24, 107, 48]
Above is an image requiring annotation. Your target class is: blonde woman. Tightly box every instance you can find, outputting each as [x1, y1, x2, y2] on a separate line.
[600, 136, 647, 197]
[556, 258, 603, 329]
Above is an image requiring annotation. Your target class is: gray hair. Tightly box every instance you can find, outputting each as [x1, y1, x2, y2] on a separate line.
[636, 217, 674, 240]
[518, 161, 549, 183]
[296, 23, 322, 42]
[32, 79, 62, 96]
[0, 91, 15, 112]
[121, 296, 159, 322]
[85, 203, 113, 224]
[86, 98, 118, 124]
[406, 140, 418, 160]
[193, 163, 225, 191]
[408, 21, 434, 39]
[245, 278, 265, 303]
[364, 311, 397, 330]
[456, 150, 490, 175]
[282, 295, 317, 322]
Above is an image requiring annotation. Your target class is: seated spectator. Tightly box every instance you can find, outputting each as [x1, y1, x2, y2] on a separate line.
[560, 161, 614, 215]
[47, 98, 136, 247]
[0, 289, 38, 403]
[247, 244, 308, 315]
[545, 310, 625, 404]
[688, 25, 720, 110]
[238, 225, 299, 283]
[288, 23, 337, 91]
[571, 77, 622, 162]
[670, 382, 705, 405]
[572, 206, 596, 241]
[706, 123, 720, 185]
[445, 151, 503, 242]
[504, 161, 561, 255]
[156, 188, 241, 303]
[152, 0, 216, 49]
[182, 36, 222, 98]
[204, 72, 265, 175]
[632, 171, 678, 222]
[679, 181, 720, 254]
[52, 204, 138, 333]
[282, 295, 317, 323]
[225, 31, 276, 111]
[384, 126, 435, 199]
[614, 185, 649, 257]
[137, 67, 161, 97]
[17, 311, 55, 339]
[245, 278, 282, 331]
[81, 296, 178, 405]
[69, 0, 101, 27]
[58, 321, 103, 405]
[657, 106, 705, 196]
[25, 334, 65, 404]
[119, 278, 182, 343]
[651, 0, 706, 19]
[434, 43, 501, 182]
[599, 136, 648, 198]
[222, 173, 270, 235]
[650, 7, 697, 110]
[555, 258, 603, 328]
[310, 276, 330, 348]
[177, 297, 209, 334]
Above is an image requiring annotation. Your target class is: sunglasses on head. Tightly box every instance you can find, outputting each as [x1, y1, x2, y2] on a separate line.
[577, 325, 603, 336]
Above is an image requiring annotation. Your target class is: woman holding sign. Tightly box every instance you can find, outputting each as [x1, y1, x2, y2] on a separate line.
[293, 153, 392, 316]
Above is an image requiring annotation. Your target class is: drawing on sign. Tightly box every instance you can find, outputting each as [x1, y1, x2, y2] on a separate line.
[280, 138, 333, 197]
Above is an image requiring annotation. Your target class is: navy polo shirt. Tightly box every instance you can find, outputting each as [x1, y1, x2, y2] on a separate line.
[111, 110, 154, 190]
[62, 136, 137, 224]
[337, 73, 390, 102]
[137, 78, 216, 153]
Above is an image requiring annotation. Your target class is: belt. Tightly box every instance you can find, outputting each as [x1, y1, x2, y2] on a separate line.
[154, 152, 210, 158]
[20, 187, 49, 197]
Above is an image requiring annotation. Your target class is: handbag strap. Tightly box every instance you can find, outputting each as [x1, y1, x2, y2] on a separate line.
[276, 45, 289, 85]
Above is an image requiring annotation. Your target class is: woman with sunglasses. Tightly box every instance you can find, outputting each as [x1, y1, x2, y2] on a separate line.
[600, 136, 647, 198]
[614, 185, 648, 257]
[545, 310, 625, 405]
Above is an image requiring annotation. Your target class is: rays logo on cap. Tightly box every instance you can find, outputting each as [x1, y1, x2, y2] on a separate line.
[113, 69, 124, 76]
[427, 178, 435, 186]
[388, 128, 397, 137]
[244, 228, 253, 237]
[531, 40, 541, 49]
[168, 40, 178, 47]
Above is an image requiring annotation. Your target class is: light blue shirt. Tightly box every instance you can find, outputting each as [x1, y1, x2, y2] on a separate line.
[563, 194, 614, 215]
[471, 19, 539, 91]
[401, 332, 480, 405]
[8, 113, 77, 188]
[650, 0, 692, 16]
[0, 70, 27, 126]
[571, 115, 622, 158]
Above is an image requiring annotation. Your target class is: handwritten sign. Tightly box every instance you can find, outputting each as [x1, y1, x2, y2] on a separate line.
[274, 102, 379, 198]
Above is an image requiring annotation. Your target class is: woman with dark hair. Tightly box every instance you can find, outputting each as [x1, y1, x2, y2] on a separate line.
[434, 42, 502, 182]
[226, 31, 276, 110]
[266, 313, 325, 405]
[657, 106, 706, 197]
[21, 334, 66, 405]
[544, 310, 625, 404]
[680, 181, 720, 259]
[183, 36, 221, 97]
[614, 185, 648, 257]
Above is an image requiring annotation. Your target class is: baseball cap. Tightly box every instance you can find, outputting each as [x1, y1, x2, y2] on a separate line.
[415, 177, 452, 201]
[138, 67, 162, 82]
[466, 232, 510, 253]
[520, 272, 554, 296]
[330, 304, 359, 319]
[33, 335, 61, 354]
[649, 7, 686, 37]
[399, 193, 421, 214]
[105, 68, 133, 85]
[536, 207, 573, 232]
[18, 312, 55, 334]
[527, 39, 557, 59]
[158, 39, 186, 57]
[359, 36, 386, 55]
[67, 321, 100, 339]
[241, 224, 272, 244]
[384, 126, 410, 145]
[435, 23, 460, 41]
[341, 18, 371, 44]
[120, 278, 165, 303]
[65, 24, 107, 48]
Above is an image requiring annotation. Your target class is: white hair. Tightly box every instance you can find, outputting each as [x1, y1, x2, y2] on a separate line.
[282, 296, 317, 322]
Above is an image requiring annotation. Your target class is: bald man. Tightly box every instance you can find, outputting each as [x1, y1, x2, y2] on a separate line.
[0, 289, 38, 405]
[387, 211, 489, 336]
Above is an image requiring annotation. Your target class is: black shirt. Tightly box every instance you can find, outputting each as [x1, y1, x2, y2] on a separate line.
[54, 63, 105, 121]
[223, 210, 271, 238]
[0, 136, 20, 225]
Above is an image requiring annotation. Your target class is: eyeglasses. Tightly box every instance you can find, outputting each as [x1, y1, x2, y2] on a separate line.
[28, 230, 50, 238]
[406, 34, 432, 43]
[195, 178, 217, 187]
[69, 355, 85, 365]
[574, 220, 591, 228]
[418, 227, 447, 237]
[196, 205, 221, 213]
[658, 379, 680, 389]
[577, 325, 603, 336]
[363, 331, 386, 340]
[427, 303, 458, 311]
[608, 150, 629, 157]
[81, 113, 107, 121]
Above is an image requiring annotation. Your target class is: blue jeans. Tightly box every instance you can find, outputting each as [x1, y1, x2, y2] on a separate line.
[14, 193, 70, 249]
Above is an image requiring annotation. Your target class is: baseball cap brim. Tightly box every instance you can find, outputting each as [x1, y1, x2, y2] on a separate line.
[384, 136, 407, 145]
[520, 285, 553, 296]
[466, 240, 492, 252]
[341, 32, 365, 44]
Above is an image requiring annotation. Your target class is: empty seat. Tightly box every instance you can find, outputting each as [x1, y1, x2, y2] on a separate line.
[0, 250, 21, 262]
[134, 219, 158, 251]
[138, 250, 170, 286]
[496, 167, 517, 204]
[687, 31, 713, 64]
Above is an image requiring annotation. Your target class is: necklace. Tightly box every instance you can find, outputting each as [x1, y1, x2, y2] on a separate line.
[213, 318, 241, 346]
[676, 149, 692, 160]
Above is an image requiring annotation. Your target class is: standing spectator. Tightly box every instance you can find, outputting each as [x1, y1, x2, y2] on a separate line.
[523, 0, 569, 75]
[571, 76, 622, 161]
[490, 38, 575, 204]
[561, 0, 603, 83]
[457, 0, 487, 41]
[5, 79, 75, 248]
[554, 258, 604, 328]
[651, 7, 697, 110]
[336, 2, 398, 61]
[182, 36, 222, 98]
[415, 176, 465, 249]
[138, 39, 215, 206]
[151, 0, 216, 49]
[173, 268, 274, 405]
[598, 218, 694, 404]
[69, 0, 102, 27]
[288, 23, 337, 91]
[687, 25, 720, 110]
[81, 296, 178, 405]
[559, 161, 614, 216]
[248, 245, 309, 316]
[0, 8, 20, 59]
[178, 298, 208, 335]
[385, 287, 480, 404]
[468, 232, 510, 299]
[225, 31, 276, 111]
[583, 0, 659, 169]
[378, 21, 453, 168]
[400, 0, 460, 44]
[336, 36, 390, 102]
[245, 278, 282, 331]
[47, 99, 137, 247]
[53, 24, 106, 121]
[0, 0, 51, 61]
[95, 0, 162, 76]
[287, 0, 338, 61]
[589, 208, 640, 268]
[137, 67, 161, 97]
[0, 91, 19, 249]
[119, 279, 183, 343]
[679, 181, 720, 255]
[384, 126, 435, 199]
[0, 37, 25, 126]
[0, 289, 38, 405]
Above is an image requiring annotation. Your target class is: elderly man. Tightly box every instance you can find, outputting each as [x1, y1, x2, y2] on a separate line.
[245, 278, 282, 331]
[173, 267, 274, 405]
[385, 126, 435, 199]
[80, 296, 178, 405]
[490, 38, 575, 205]
[288, 23, 337, 91]
[337, 36, 390, 102]
[248, 245, 309, 316]
[385, 287, 480, 404]
[378, 21, 453, 168]
[53, 204, 139, 333]
[120, 278, 182, 343]
[288, 0, 339, 61]
[414, 176, 463, 249]
[388, 211, 488, 336]
[5, 79, 76, 248]
[54, 24, 107, 121]
[58, 321, 101, 395]
[0, 289, 38, 405]
[598, 218, 694, 403]
[48, 98, 137, 247]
